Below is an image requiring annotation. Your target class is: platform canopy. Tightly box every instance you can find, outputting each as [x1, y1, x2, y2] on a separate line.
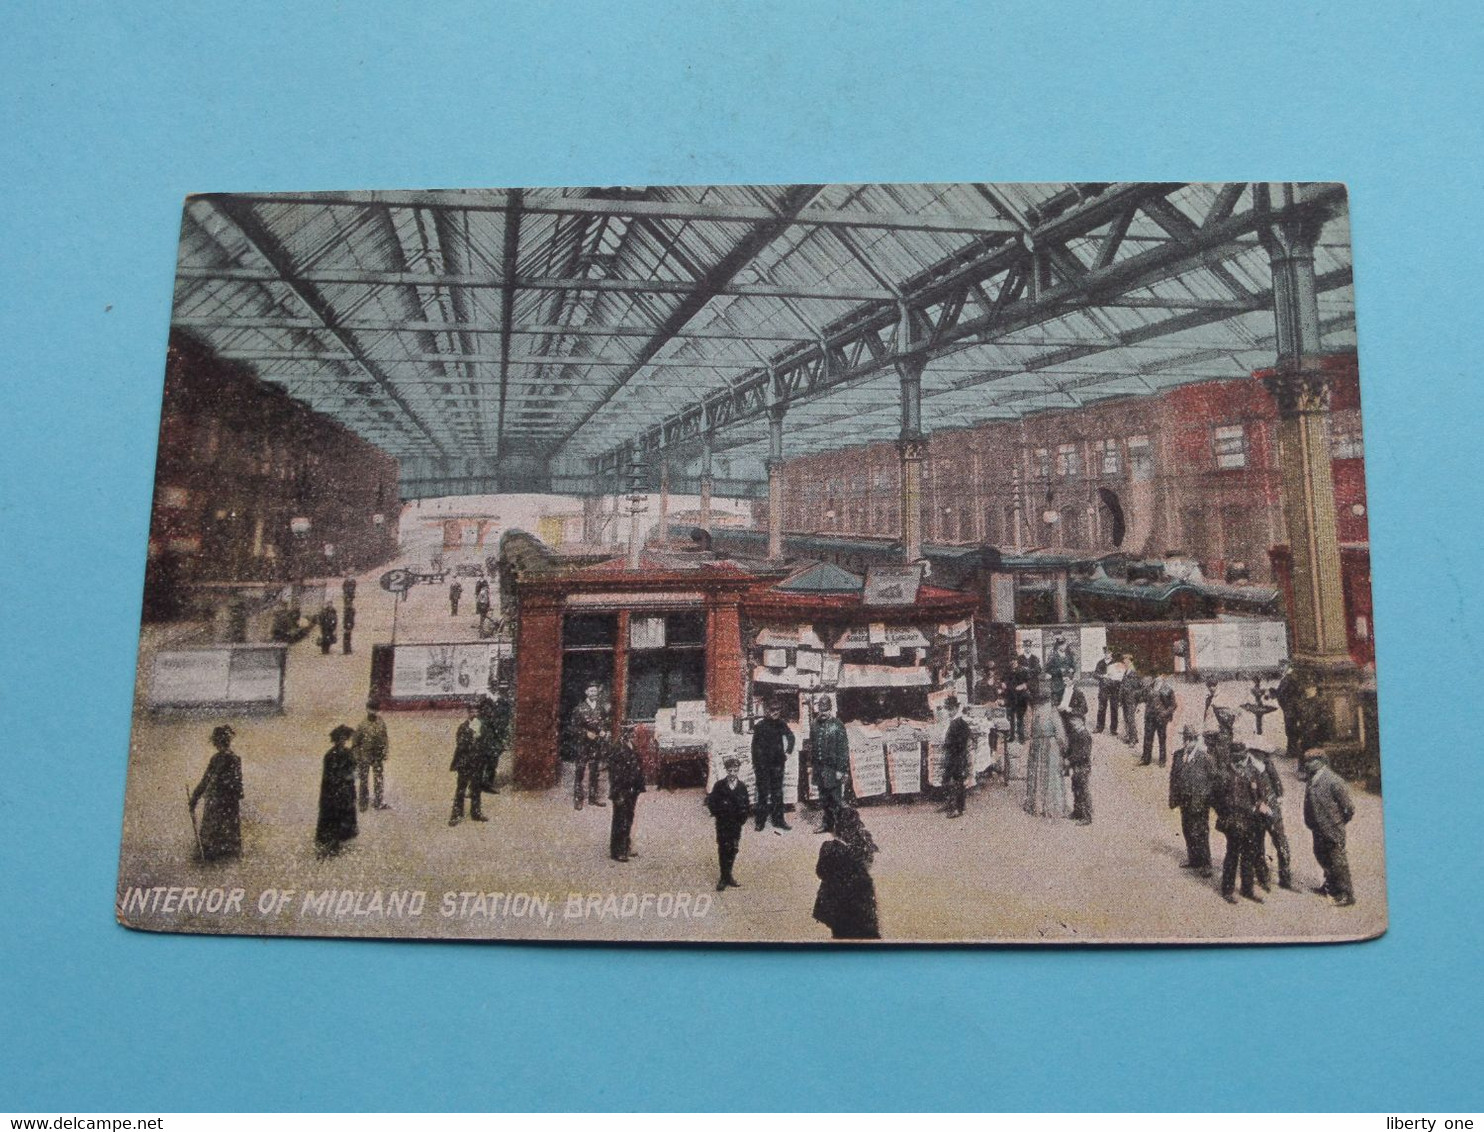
[170, 183, 1354, 498]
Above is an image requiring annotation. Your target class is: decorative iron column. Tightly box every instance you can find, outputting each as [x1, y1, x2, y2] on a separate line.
[698, 434, 714, 530]
[766, 398, 786, 560]
[625, 447, 647, 570]
[657, 456, 670, 547]
[894, 304, 931, 563]
[1257, 184, 1362, 760]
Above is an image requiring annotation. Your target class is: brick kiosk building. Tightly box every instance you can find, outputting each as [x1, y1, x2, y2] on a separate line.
[510, 555, 760, 789]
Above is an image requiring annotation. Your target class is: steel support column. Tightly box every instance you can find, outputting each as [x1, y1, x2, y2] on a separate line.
[626, 446, 647, 570]
[766, 401, 787, 560]
[699, 435, 714, 530]
[658, 457, 670, 546]
[894, 306, 930, 563]
[1257, 185, 1363, 768]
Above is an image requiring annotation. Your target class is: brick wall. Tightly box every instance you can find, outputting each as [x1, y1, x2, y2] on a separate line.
[753, 358, 1365, 586]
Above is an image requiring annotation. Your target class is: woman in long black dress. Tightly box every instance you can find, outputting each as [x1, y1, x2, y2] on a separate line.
[189, 724, 243, 861]
[315, 725, 358, 856]
[812, 806, 881, 940]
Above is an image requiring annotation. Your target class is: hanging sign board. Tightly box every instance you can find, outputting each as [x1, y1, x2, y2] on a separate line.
[863, 564, 924, 606]
[883, 625, 932, 649]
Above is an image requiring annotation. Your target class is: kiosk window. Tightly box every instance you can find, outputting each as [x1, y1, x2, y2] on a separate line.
[563, 613, 617, 649]
[625, 611, 707, 721]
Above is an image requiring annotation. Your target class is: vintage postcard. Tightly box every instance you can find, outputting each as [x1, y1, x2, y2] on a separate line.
[116, 182, 1384, 944]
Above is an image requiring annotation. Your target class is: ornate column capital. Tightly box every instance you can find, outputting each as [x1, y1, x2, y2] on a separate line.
[1258, 360, 1335, 417]
[896, 436, 928, 461]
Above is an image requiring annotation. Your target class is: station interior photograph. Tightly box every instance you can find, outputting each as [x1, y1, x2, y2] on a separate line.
[115, 181, 1386, 945]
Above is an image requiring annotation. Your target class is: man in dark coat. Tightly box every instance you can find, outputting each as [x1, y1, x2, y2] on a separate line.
[342, 576, 357, 604]
[1274, 659, 1300, 758]
[1119, 658, 1143, 745]
[607, 724, 646, 862]
[941, 695, 972, 818]
[189, 724, 243, 861]
[317, 602, 338, 655]
[1060, 682, 1089, 728]
[751, 700, 795, 831]
[1141, 676, 1177, 767]
[1045, 637, 1076, 705]
[448, 701, 489, 826]
[271, 598, 310, 644]
[1169, 724, 1216, 875]
[474, 577, 491, 620]
[1064, 712, 1093, 825]
[477, 690, 512, 793]
[352, 699, 390, 812]
[1214, 741, 1272, 903]
[341, 599, 356, 655]
[810, 696, 851, 833]
[448, 580, 463, 617]
[315, 725, 358, 855]
[705, 757, 751, 891]
[1292, 682, 1331, 753]
[1302, 749, 1357, 906]
[1093, 646, 1120, 734]
[1008, 646, 1037, 742]
[1258, 746, 1296, 890]
[569, 683, 609, 810]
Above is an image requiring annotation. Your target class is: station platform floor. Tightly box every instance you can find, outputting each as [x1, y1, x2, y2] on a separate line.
[117, 564, 1387, 945]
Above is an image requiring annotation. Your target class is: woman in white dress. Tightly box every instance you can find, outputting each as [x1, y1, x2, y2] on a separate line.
[1024, 674, 1071, 817]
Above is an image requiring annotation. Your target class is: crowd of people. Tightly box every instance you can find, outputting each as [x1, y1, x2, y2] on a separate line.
[985, 640, 1358, 909]
[182, 604, 1360, 936]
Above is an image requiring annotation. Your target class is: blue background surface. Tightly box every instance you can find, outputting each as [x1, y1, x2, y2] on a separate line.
[2, 0, 1480, 1112]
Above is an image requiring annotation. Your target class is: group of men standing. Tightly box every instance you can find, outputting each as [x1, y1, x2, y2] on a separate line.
[449, 691, 512, 825]
[1166, 701, 1357, 907]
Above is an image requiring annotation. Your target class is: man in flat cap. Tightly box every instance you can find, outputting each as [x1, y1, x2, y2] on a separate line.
[352, 699, 390, 812]
[1214, 740, 1272, 904]
[705, 756, 751, 891]
[569, 683, 609, 811]
[1301, 748, 1357, 907]
[751, 699, 795, 832]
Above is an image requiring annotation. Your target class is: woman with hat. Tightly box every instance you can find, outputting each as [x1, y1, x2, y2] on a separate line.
[315, 724, 359, 856]
[1024, 674, 1071, 818]
[189, 725, 244, 862]
[812, 806, 881, 940]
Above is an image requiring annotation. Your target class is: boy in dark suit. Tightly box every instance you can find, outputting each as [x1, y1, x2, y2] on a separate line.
[705, 757, 751, 891]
